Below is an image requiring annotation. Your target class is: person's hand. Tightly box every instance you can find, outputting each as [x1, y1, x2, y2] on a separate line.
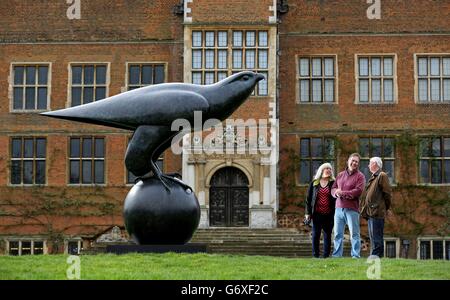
[305, 214, 311, 221]
[335, 189, 342, 196]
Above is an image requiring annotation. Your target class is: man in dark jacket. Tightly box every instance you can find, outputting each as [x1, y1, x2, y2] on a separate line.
[360, 157, 392, 258]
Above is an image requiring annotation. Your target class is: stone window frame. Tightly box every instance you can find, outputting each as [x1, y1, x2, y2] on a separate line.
[9, 62, 52, 112]
[186, 27, 271, 97]
[67, 62, 110, 108]
[354, 54, 398, 104]
[414, 54, 450, 103]
[67, 136, 106, 186]
[418, 136, 450, 185]
[64, 238, 83, 255]
[417, 236, 450, 260]
[9, 136, 47, 187]
[358, 136, 397, 185]
[5, 238, 47, 255]
[125, 136, 164, 185]
[123, 62, 168, 92]
[296, 54, 339, 104]
[297, 136, 337, 186]
[384, 237, 400, 259]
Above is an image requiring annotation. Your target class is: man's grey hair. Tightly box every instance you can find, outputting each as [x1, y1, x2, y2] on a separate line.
[370, 156, 383, 169]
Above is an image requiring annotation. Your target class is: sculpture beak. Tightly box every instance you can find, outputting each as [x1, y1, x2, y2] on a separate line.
[256, 73, 265, 82]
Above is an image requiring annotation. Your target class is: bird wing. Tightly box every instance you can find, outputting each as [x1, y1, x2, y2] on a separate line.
[41, 89, 210, 130]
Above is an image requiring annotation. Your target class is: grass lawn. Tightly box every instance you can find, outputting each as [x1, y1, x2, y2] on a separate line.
[0, 253, 449, 280]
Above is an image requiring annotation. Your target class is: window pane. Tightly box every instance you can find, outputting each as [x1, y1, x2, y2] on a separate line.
[23, 161, 33, 184]
[83, 87, 94, 104]
[360, 159, 370, 181]
[218, 50, 227, 69]
[311, 138, 322, 157]
[385, 241, 396, 258]
[383, 79, 394, 102]
[324, 138, 335, 157]
[192, 31, 202, 47]
[233, 31, 242, 47]
[430, 79, 440, 101]
[420, 160, 429, 183]
[324, 80, 334, 102]
[371, 58, 381, 76]
[359, 138, 370, 157]
[418, 79, 428, 102]
[129, 65, 140, 84]
[34, 241, 44, 255]
[11, 161, 21, 184]
[419, 138, 430, 157]
[72, 66, 82, 84]
[258, 50, 268, 69]
[95, 138, 104, 158]
[82, 160, 92, 184]
[443, 58, 450, 76]
[258, 31, 268, 47]
[443, 79, 450, 101]
[312, 160, 322, 177]
[154, 66, 164, 84]
[14, 66, 24, 84]
[94, 160, 104, 184]
[372, 138, 382, 157]
[13, 87, 23, 110]
[192, 50, 202, 69]
[431, 160, 442, 183]
[359, 58, 369, 76]
[444, 160, 450, 184]
[35, 161, 46, 184]
[128, 171, 137, 184]
[300, 138, 310, 158]
[300, 80, 310, 102]
[95, 66, 106, 84]
[82, 138, 92, 157]
[70, 160, 80, 183]
[232, 50, 242, 68]
[371, 79, 381, 102]
[205, 50, 215, 69]
[142, 65, 152, 84]
[217, 72, 227, 81]
[312, 80, 322, 102]
[359, 80, 369, 102]
[22, 241, 31, 255]
[430, 58, 440, 76]
[26, 66, 36, 84]
[192, 72, 202, 84]
[432, 138, 441, 157]
[312, 58, 321, 76]
[418, 58, 428, 76]
[218, 31, 227, 47]
[384, 160, 395, 184]
[444, 138, 450, 156]
[70, 138, 80, 157]
[204, 72, 214, 85]
[383, 58, 393, 76]
[257, 72, 268, 96]
[12, 138, 22, 158]
[37, 87, 47, 109]
[433, 241, 444, 259]
[205, 31, 214, 47]
[24, 139, 33, 158]
[36, 139, 46, 158]
[38, 66, 48, 85]
[95, 87, 106, 101]
[71, 87, 81, 107]
[299, 58, 309, 77]
[246, 50, 255, 69]
[25, 87, 35, 110]
[384, 138, 394, 157]
[300, 160, 311, 184]
[84, 66, 94, 84]
[324, 58, 334, 76]
[246, 31, 255, 47]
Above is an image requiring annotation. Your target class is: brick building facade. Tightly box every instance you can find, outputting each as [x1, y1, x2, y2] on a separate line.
[0, 0, 448, 259]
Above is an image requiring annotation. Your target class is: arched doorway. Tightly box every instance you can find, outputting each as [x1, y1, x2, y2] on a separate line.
[209, 167, 249, 227]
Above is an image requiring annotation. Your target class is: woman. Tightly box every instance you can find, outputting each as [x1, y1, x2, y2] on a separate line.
[305, 163, 336, 258]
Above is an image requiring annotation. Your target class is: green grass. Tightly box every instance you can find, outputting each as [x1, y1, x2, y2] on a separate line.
[0, 253, 449, 280]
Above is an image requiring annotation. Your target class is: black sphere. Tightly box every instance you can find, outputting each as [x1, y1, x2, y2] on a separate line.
[123, 178, 200, 245]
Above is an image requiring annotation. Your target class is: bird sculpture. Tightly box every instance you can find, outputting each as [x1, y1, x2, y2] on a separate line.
[41, 71, 265, 191]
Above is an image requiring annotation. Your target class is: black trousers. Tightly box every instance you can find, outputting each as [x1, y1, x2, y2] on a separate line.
[312, 212, 334, 258]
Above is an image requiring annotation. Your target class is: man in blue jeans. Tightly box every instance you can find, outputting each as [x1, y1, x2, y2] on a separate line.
[331, 153, 366, 258]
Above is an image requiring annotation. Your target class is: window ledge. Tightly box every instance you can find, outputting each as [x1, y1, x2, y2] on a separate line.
[10, 109, 50, 114]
